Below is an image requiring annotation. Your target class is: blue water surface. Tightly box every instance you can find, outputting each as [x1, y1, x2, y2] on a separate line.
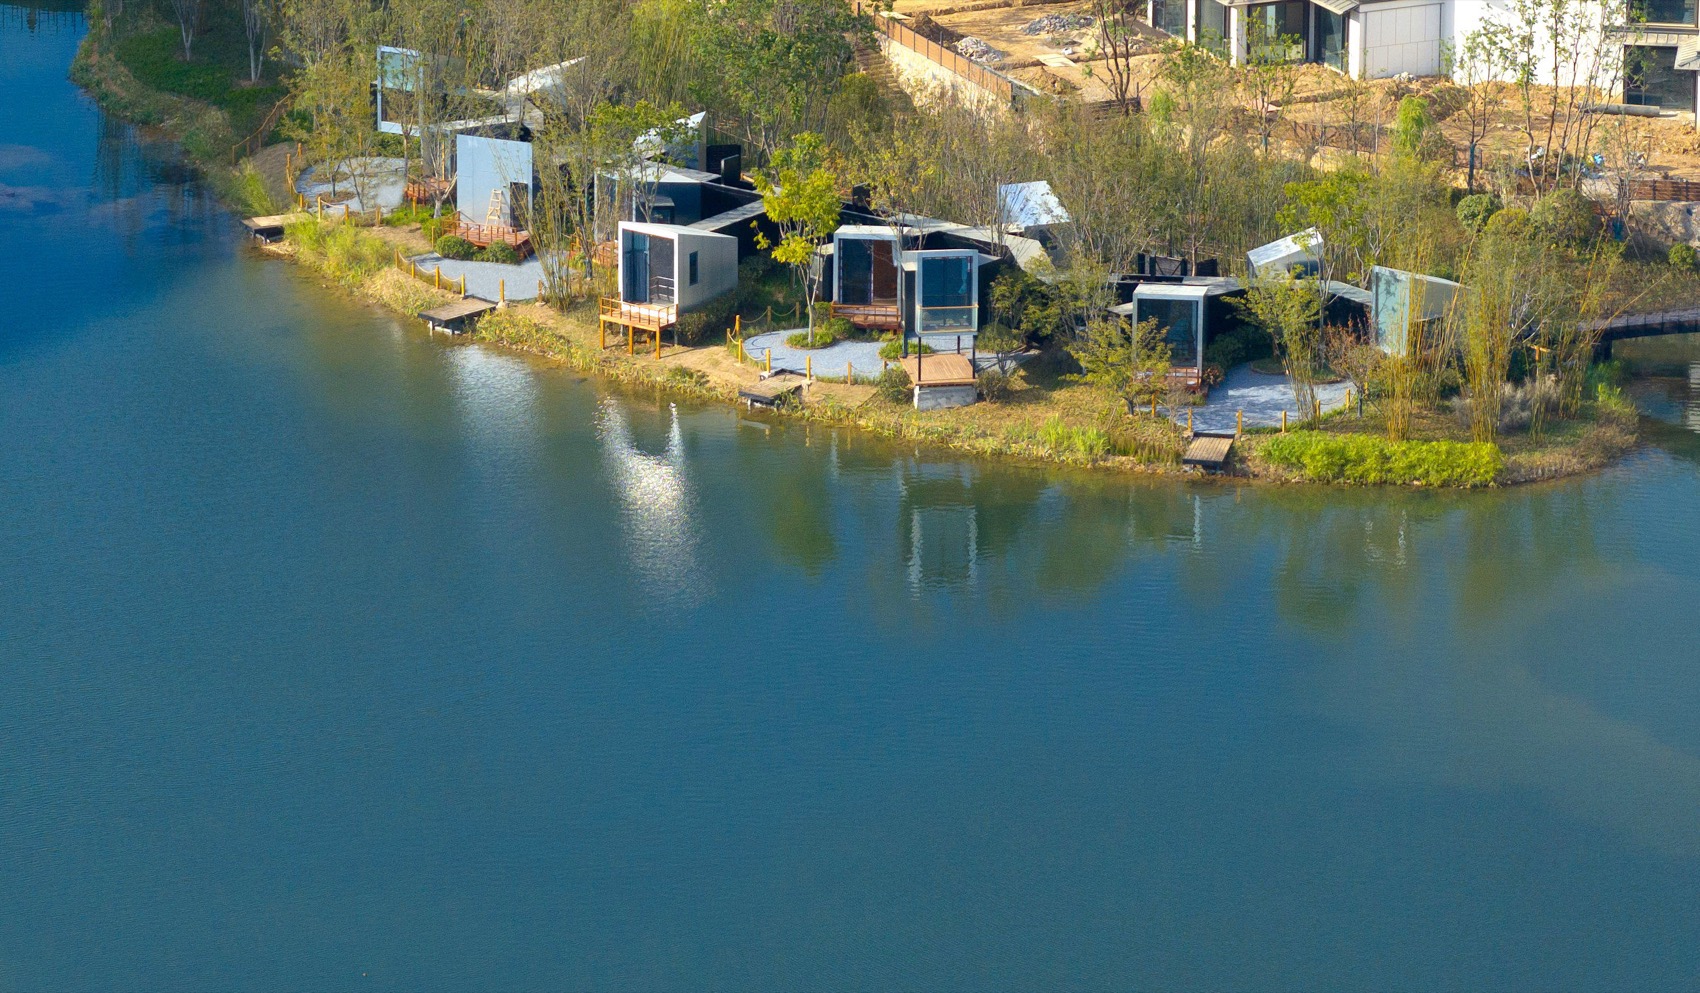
[1, 9, 1699, 991]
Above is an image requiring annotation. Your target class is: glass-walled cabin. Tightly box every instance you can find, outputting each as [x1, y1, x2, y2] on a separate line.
[834, 230, 901, 308]
[914, 251, 978, 333]
[621, 230, 675, 305]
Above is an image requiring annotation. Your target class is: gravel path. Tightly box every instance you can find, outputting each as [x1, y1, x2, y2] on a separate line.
[406, 253, 546, 302]
[1187, 364, 1352, 432]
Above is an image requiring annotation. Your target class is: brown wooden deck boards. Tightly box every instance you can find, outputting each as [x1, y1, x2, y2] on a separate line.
[899, 352, 976, 387]
[419, 298, 496, 333]
[241, 212, 310, 242]
[1183, 433, 1235, 471]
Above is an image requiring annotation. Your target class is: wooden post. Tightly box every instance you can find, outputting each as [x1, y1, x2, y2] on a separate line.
[434, 266, 441, 290]
[459, 275, 466, 299]
[655, 323, 662, 359]
[1186, 407, 1193, 434]
[765, 349, 772, 373]
[806, 355, 812, 382]
[628, 323, 635, 356]
[1281, 409, 1288, 433]
[537, 279, 544, 301]
[1313, 397, 1321, 421]
[499, 279, 505, 305]
[847, 361, 853, 383]
[600, 317, 606, 350]
[1150, 397, 1157, 417]
[410, 260, 417, 280]
[1236, 409, 1243, 437]
[739, 339, 746, 364]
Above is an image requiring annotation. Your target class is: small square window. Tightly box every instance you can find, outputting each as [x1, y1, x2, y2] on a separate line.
[688, 251, 699, 286]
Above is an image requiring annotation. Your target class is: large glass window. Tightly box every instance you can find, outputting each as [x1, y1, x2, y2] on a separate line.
[918, 256, 975, 332]
[1152, 0, 1187, 37]
[1136, 297, 1200, 367]
[1197, 0, 1229, 53]
[1630, 0, 1696, 24]
[1625, 46, 1697, 112]
[839, 238, 874, 305]
[1247, 1, 1307, 64]
[1314, 8, 1346, 72]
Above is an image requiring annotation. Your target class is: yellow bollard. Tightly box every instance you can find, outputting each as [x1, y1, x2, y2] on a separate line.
[739, 338, 746, 364]
[806, 355, 812, 382]
[1186, 408, 1193, 434]
[434, 266, 441, 290]
[1313, 397, 1321, 421]
[1236, 409, 1243, 437]
[498, 279, 505, 305]
[410, 260, 417, 280]
[1281, 409, 1288, 433]
[537, 279, 544, 301]
[847, 361, 853, 383]
[459, 275, 466, 299]
[1150, 396, 1157, 417]
[765, 349, 772, 373]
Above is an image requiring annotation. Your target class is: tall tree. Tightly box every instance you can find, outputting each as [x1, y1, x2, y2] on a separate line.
[754, 133, 842, 343]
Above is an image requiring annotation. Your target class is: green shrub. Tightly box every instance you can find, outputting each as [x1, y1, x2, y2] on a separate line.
[820, 316, 855, 340]
[674, 295, 734, 346]
[1483, 206, 1531, 240]
[786, 326, 841, 349]
[977, 368, 1013, 402]
[1530, 189, 1596, 246]
[1261, 431, 1504, 486]
[1204, 322, 1272, 370]
[1670, 243, 1698, 271]
[435, 235, 477, 260]
[1456, 193, 1503, 232]
[384, 203, 435, 226]
[875, 366, 912, 404]
[475, 241, 521, 265]
[1037, 417, 1110, 460]
[978, 322, 1025, 355]
[878, 338, 934, 360]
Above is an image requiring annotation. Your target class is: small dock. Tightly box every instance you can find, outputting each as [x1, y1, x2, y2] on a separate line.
[740, 372, 807, 408]
[1183, 433, 1235, 472]
[419, 298, 496, 334]
[241, 212, 309, 244]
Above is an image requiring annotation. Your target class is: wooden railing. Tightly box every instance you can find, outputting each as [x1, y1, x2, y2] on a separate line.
[851, 0, 1017, 105]
[599, 297, 678, 331]
[449, 220, 534, 258]
[229, 96, 293, 164]
[405, 176, 454, 205]
[830, 301, 902, 329]
[1626, 178, 1700, 202]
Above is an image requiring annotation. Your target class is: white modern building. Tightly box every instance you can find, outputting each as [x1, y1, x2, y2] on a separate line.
[1144, 0, 1697, 118]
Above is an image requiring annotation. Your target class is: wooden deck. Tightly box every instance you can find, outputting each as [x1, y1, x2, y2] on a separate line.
[740, 372, 808, 408]
[830, 301, 902, 331]
[599, 298, 679, 357]
[241, 212, 309, 243]
[449, 220, 533, 258]
[1183, 433, 1235, 472]
[419, 298, 497, 334]
[900, 352, 977, 387]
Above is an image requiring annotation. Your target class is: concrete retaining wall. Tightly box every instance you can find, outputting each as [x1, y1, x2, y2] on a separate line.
[877, 35, 1007, 114]
[914, 384, 978, 411]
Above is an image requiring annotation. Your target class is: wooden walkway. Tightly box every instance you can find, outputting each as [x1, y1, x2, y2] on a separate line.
[419, 298, 496, 334]
[1183, 433, 1235, 472]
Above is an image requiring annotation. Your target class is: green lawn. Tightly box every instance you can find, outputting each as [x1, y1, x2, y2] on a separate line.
[112, 19, 285, 138]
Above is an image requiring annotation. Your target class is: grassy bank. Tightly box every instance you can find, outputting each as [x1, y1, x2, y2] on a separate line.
[73, 34, 1640, 488]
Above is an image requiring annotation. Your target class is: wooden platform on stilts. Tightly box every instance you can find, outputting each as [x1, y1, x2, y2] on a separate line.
[1183, 433, 1235, 471]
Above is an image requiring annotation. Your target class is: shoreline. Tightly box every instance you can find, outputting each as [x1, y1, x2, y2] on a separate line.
[68, 32, 1641, 490]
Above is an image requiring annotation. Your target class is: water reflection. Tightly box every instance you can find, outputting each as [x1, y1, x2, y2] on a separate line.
[597, 396, 704, 608]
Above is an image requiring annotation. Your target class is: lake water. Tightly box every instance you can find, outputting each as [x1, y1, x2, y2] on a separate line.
[3, 10, 1699, 991]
